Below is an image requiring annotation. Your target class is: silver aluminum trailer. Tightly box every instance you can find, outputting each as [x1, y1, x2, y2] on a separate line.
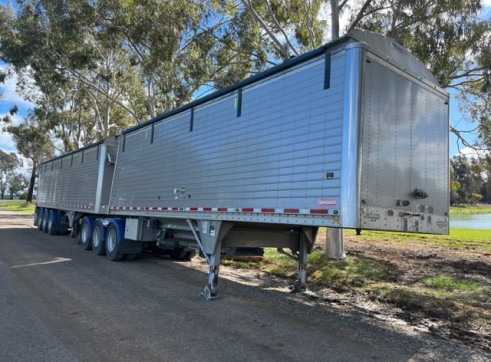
[35, 30, 449, 299]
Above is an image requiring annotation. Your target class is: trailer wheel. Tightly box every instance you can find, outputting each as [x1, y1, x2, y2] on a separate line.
[47, 210, 57, 235]
[34, 208, 40, 227]
[105, 224, 124, 261]
[36, 208, 44, 230]
[41, 208, 49, 233]
[92, 222, 106, 255]
[79, 218, 92, 250]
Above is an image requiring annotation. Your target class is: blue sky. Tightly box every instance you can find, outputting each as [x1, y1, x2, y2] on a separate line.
[0, 1, 490, 158]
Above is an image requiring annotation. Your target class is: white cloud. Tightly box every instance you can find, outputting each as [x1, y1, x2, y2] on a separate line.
[459, 147, 490, 159]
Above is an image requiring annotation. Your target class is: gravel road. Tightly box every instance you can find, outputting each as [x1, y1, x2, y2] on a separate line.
[0, 210, 488, 362]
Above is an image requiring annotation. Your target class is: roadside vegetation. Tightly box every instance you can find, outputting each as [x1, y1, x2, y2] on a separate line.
[450, 204, 491, 215]
[0, 200, 36, 214]
[1, 201, 489, 350]
[223, 226, 491, 352]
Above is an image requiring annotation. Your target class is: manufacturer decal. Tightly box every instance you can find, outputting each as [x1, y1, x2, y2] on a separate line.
[366, 212, 381, 222]
[319, 199, 337, 206]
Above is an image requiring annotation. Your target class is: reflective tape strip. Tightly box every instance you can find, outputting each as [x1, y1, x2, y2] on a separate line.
[109, 206, 330, 215]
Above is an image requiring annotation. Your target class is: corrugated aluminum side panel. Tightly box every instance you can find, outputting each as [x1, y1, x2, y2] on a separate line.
[37, 146, 101, 212]
[359, 52, 449, 234]
[109, 50, 347, 226]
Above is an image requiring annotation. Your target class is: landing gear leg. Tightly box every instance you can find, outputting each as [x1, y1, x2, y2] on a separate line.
[187, 219, 231, 301]
[293, 233, 308, 292]
[292, 226, 318, 293]
[202, 246, 221, 300]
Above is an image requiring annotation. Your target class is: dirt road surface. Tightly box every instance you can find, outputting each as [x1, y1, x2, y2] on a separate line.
[0, 210, 487, 362]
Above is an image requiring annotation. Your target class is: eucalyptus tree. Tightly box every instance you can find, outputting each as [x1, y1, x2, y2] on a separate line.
[238, 0, 490, 150]
[0, 149, 21, 200]
[98, 0, 267, 116]
[0, 0, 147, 146]
[0, 0, 268, 147]
[3, 114, 54, 202]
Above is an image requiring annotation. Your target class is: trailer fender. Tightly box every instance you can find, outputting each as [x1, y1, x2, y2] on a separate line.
[108, 218, 126, 240]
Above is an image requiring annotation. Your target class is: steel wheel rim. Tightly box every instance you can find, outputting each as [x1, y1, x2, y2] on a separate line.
[107, 229, 116, 253]
[93, 226, 100, 248]
[81, 223, 89, 243]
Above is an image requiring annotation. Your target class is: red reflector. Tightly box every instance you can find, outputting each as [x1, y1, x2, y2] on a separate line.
[218, 208, 227, 212]
[190, 207, 198, 211]
[261, 208, 275, 213]
[284, 208, 300, 214]
[242, 208, 254, 212]
[310, 209, 328, 214]
[203, 208, 212, 211]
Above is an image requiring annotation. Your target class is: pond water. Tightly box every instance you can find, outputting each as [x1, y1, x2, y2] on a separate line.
[450, 213, 491, 229]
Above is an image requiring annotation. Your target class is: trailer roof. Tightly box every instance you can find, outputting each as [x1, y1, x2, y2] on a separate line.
[40, 141, 103, 165]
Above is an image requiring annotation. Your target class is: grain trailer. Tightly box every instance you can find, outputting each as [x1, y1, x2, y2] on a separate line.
[35, 30, 449, 299]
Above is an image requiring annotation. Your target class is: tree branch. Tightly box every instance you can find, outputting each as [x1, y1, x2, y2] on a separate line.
[240, 0, 290, 59]
[304, 0, 316, 46]
[264, 0, 299, 56]
[347, 0, 375, 32]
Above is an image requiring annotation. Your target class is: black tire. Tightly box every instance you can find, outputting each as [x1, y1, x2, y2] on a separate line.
[37, 209, 44, 231]
[34, 208, 39, 227]
[91, 222, 106, 255]
[79, 218, 92, 250]
[105, 224, 124, 261]
[47, 210, 57, 235]
[41, 209, 49, 233]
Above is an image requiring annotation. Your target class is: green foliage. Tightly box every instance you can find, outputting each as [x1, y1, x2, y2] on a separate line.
[3, 115, 54, 202]
[354, 1, 491, 149]
[422, 275, 481, 293]
[0, 1, 489, 157]
[0, 149, 22, 199]
[308, 252, 394, 289]
[0, 1, 268, 149]
[451, 155, 488, 203]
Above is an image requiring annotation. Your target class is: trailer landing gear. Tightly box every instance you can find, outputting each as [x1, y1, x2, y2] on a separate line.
[201, 249, 221, 301]
[186, 219, 229, 301]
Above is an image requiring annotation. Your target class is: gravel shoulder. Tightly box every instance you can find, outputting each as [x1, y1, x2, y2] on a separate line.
[216, 230, 491, 357]
[0, 210, 490, 361]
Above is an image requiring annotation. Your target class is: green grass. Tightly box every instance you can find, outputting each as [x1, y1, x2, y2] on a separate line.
[0, 200, 36, 214]
[344, 228, 491, 251]
[345, 227, 491, 241]
[422, 275, 481, 293]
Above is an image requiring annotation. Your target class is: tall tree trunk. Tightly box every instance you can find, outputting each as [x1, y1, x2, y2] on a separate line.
[27, 163, 36, 203]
